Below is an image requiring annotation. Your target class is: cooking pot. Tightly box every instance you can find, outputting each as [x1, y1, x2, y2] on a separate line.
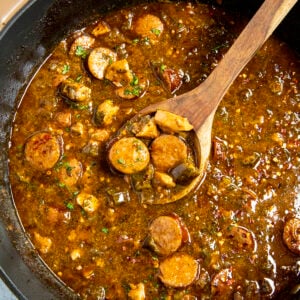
[0, 0, 299, 299]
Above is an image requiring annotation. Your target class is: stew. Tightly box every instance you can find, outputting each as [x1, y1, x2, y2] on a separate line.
[9, 1, 300, 299]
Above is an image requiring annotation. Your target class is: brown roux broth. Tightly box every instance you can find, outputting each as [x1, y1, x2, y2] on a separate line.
[9, 2, 300, 299]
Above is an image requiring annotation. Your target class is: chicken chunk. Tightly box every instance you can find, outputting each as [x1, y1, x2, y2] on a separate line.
[94, 100, 119, 126]
[91, 21, 111, 37]
[159, 253, 199, 288]
[60, 78, 91, 102]
[24, 132, 62, 171]
[131, 116, 159, 139]
[76, 192, 101, 214]
[104, 59, 133, 87]
[109, 137, 150, 174]
[88, 47, 117, 80]
[134, 14, 164, 44]
[33, 232, 52, 254]
[154, 110, 193, 133]
[128, 283, 145, 300]
[150, 134, 187, 172]
[154, 171, 176, 188]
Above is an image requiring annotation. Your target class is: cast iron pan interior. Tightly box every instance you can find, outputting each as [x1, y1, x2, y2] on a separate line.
[0, 0, 299, 299]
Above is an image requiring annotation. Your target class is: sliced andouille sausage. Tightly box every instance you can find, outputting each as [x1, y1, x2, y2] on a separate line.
[57, 158, 83, 187]
[150, 134, 187, 172]
[104, 59, 133, 87]
[148, 215, 184, 256]
[159, 253, 199, 288]
[24, 132, 62, 171]
[109, 137, 150, 174]
[154, 110, 193, 133]
[211, 268, 235, 298]
[69, 35, 95, 56]
[224, 224, 257, 252]
[88, 47, 117, 80]
[60, 78, 91, 102]
[94, 100, 120, 126]
[283, 218, 300, 255]
[133, 14, 164, 43]
[91, 21, 111, 37]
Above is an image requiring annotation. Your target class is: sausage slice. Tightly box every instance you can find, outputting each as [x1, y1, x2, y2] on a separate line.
[148, 215, 183, 256]
[159, 253, 199, 288]
[150, 134, 187, 172]
[25, 132, 62, 171]
[134, 14, 164, 44]
[283, 218, 300, 255]
[108, 137, 150, 174]
[88, 47, 117, 80]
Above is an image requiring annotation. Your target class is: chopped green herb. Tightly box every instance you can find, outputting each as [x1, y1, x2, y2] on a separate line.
[160, 64, 167, 72]
[66, 202, 74, 210]
[151, 28, 161, 36]
[72, 190, 80, 197]
[132, 38, 139, 44]
[117, 158, 126, 165]
[77, 104, 89, 110]
[75, 74, 83, 82]
[131, 75, 139, 86]
[143, 37, 150, 45]
[75, 46, 88, 59]
[101, 227, 109, 234]
[62, 64, 70, 74]
[57, 182, 66, 188]
[124, 86, 142, 96]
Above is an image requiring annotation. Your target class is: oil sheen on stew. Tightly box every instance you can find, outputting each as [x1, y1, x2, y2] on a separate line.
[9, 1, 300, 299]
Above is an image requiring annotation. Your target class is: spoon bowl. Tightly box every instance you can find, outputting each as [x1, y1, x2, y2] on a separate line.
[110, 0, 297, 204]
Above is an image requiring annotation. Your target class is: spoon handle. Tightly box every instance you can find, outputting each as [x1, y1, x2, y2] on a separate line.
[173, 0, 298, 130]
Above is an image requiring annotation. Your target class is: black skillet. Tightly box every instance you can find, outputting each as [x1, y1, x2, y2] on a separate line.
[0, 0, 299, 299]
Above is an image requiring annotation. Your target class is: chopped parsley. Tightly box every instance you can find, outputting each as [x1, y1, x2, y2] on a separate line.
[75, 46, 88, 59]
[124, 86, 142, 97]
[160, 64, 167, 72]
[101, 227, 109, 234]
[62, 64, 70, 74]
[131, 75, 139, 86]
[66, 202, 74, 210]
[132, 38, 139, 44]
[75, 74, 83, 82]
[117, 158, 126, 165]
[151, 28, 161, 36]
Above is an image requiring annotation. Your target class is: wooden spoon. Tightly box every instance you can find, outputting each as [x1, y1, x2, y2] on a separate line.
[112, 0, 297, 204]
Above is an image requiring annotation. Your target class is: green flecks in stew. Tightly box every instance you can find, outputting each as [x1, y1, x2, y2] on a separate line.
[8, 1, 300, 299]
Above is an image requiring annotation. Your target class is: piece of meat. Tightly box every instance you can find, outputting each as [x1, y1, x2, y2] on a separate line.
[91, 21, 111, 37]
[94, 100, 119, 126]
[76, 192, 101, 214]
[128, 283, 145, 300]
[87, 47, 117, 80]
[109, 137, 150, 174]
[55, 111, 72, 127]
[224, 224, 256, 252]
[60, 78, 91, 102]
[283, 218, 300, 255]
[133, 14, 164, 44]
[104, 59, 133, 87]
[159, 253, 199, 288]
[33, 232, 52, 254]
[148, 215, 185, 256]
[131, 116, 159, 139]
[150, 134, 187, 172]
[69, 35, 95, 56]
[170, 162, 200, 184]
[24, 132, 62, 171]
[57, 158, 83, 187]
[212, 138, 227, 161]
[211, 268, 235, 298]
[154, 110, 193, 133]
[153, 171, 176, 188]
